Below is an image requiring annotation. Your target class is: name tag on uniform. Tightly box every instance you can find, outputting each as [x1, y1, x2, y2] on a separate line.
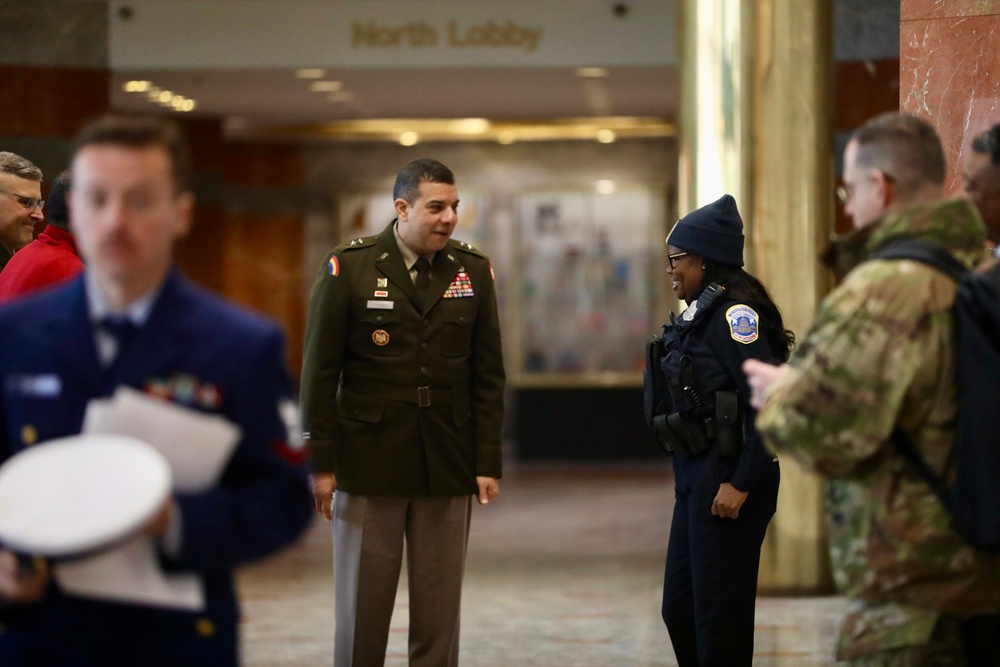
[4, 374, 62, 397]
[367, 300, 394, 310]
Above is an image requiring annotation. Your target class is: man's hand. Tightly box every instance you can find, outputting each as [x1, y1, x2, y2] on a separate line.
[742, 359, 789, 410]
[0, 549, 48, 604]
[146, 497, 173, 538]
[311, 473, 337, 521]
[476, 476, 499, 505]
[711, 483, 749, 519]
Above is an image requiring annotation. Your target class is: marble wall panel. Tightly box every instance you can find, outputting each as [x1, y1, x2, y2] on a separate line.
[901, 11, 1000, 194]
[0, 0, 107, 68]
[833, 60, 900, 132]
[902, 0, 1000, 21]
[0, 66, 110, 138]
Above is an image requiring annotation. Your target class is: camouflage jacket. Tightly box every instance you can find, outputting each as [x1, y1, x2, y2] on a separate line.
[755, 198, 1000, 659]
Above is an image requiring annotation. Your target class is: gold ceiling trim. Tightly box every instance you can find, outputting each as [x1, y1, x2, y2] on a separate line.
[238, 117, 676, 143]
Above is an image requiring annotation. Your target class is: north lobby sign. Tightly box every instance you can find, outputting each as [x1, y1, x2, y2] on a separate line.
[109, 0, 674, 70]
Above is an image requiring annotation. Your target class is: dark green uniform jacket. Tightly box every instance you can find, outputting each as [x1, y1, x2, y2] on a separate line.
[300, 221, 505, 497]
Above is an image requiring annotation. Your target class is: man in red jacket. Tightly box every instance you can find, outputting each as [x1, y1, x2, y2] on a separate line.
[0, 170, 83, 303]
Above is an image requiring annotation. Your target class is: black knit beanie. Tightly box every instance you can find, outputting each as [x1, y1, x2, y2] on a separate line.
[666, 194, 745, 267]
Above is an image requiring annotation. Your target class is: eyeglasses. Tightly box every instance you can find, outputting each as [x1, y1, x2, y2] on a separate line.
[667, 251, 689, 269]
[0, 187, 44, 212]
[835, 184, 852, 206]
[835, 170, 895, 206]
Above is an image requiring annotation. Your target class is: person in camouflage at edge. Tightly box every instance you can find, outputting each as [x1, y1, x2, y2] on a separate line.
[744, 113, 1000, 666]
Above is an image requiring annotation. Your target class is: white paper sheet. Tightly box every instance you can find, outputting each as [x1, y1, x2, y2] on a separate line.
[82, 386, 241, 493]
[55, 387, 243, 611]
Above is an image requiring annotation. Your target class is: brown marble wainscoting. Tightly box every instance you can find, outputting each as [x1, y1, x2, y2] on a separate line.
[174, 118, 308, 382]
[900, 1, 1000, 194]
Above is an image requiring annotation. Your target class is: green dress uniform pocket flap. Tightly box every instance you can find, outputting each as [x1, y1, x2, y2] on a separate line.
[441, 299, 476, 325]
[336, 389, 386, 424]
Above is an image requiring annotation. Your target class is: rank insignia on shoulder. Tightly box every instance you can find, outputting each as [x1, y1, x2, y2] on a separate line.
[328, 256, 340, 276]
[341, 236, 374, 251]
[726, 304, 759, 344]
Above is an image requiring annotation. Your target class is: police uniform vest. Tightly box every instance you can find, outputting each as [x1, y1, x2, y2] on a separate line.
[645, 284, 740, 458]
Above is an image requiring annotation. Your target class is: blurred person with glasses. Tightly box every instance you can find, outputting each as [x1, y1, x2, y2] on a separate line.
[963, 123, 1000, 255]
[0, 169, 83, 303]
[747, 113, 1000, 665]
[0, 152, 44, 274]
[645, 194, 793, 666]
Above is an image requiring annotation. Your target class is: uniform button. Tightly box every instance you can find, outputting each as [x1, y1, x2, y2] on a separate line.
[375, 316, 383, 324]
[421, 343, 429, 351]
[422, 319, 429, 327]
[458, 316, 466, 324]
[420, 367, 428, 375]
[196, 618, 216, 637]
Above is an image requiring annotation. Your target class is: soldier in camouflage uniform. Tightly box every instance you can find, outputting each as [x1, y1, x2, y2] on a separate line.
[745, 113, 1000, 665]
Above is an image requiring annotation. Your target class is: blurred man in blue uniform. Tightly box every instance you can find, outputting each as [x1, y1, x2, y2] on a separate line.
[0, 114, 312, 666]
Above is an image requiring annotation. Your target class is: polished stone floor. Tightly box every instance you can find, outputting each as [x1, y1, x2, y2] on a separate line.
[237, 462, 848, 666]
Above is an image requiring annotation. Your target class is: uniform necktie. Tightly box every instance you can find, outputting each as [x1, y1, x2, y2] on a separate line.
[99, 316, 138, 361]
[414, 257, 432, 304]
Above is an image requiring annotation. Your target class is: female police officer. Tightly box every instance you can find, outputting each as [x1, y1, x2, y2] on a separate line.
[647, 194, 792, 666]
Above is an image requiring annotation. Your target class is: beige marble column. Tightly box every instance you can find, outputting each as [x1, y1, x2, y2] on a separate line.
[750, 0, 836, 594]
[678, 0, 835, 592]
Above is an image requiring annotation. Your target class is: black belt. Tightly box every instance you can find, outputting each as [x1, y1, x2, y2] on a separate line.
[344, 378, 458, 407]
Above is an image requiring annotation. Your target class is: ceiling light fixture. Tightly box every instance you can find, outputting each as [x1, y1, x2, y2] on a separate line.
[449, 118, 490, 134]
[577, 67, 609, 78]
[327, 91, 355, 103]
[295, 68, 327, 79]
[597, 129, 616, 143]
[123, 80, 151, 93]
[121, 78, 199, 114]
[399, 131, 419, 146]
[309, 80, 344, 93]
[596, 180, 616, 194]
[250, 117, 675, 143]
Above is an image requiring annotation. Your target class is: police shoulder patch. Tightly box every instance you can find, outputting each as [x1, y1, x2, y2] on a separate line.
[725, 304, 759, 344]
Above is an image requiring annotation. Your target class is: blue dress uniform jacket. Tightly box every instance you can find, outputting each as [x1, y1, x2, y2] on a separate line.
[300, 221, 505, 497]
[0, 270, 313, 667]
